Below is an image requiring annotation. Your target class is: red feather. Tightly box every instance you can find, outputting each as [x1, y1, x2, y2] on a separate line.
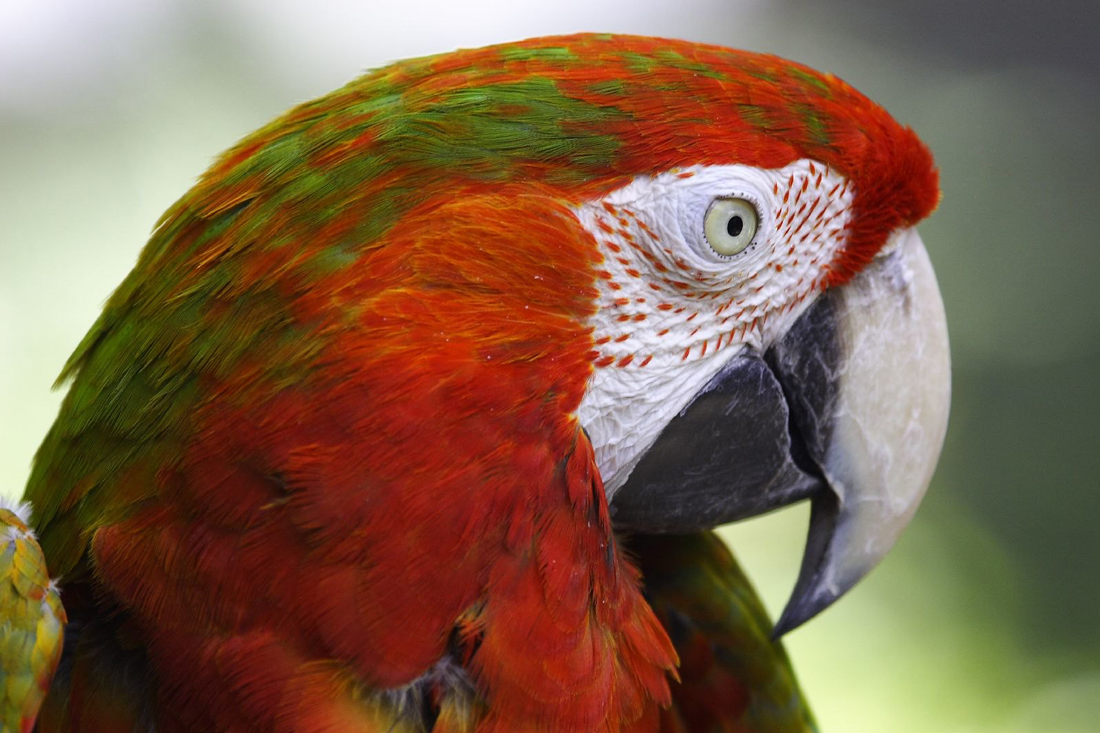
[73, 192, 675, 730]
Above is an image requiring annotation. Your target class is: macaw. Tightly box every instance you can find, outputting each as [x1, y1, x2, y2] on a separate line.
[1, 501, 65, 733]
[1, 33, 949, 732]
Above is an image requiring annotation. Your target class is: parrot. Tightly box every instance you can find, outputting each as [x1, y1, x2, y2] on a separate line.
[1, 500, 65, 733]
[0, 33, 949, 732]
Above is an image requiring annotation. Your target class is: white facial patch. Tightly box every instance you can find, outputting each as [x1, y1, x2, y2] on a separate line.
[572, 160, 855, 497]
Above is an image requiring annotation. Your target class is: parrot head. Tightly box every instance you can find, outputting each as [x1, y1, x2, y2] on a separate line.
[364, 34, 949, 634]
[549, 45, 951, 631]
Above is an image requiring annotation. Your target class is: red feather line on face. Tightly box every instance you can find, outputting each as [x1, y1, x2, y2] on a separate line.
[25, 33, 937, 732]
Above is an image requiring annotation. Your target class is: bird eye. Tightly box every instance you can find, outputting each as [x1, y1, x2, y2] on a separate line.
[704, 197, 758, 256]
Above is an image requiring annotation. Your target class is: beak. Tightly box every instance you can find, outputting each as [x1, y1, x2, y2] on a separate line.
[610, 227, 950, 635]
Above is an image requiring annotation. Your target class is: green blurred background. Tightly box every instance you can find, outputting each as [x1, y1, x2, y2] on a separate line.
[2, 1, 1098, 730]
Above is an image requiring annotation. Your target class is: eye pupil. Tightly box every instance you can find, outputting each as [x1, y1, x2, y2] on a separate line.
[704, 197, 758, 257]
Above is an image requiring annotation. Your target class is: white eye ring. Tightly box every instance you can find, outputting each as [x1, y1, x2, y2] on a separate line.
[704, 197, 758, 257]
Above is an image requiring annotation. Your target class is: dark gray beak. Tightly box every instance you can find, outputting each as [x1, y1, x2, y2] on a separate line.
[610, 228, 950, 635]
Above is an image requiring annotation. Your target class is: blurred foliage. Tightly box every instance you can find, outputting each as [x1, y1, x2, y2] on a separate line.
[1, 1, 1097, 731]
